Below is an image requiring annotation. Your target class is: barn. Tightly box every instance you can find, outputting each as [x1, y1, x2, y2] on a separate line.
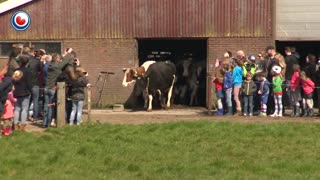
[0, 0, 274, 107]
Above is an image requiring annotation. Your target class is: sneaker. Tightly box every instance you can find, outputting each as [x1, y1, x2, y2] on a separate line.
[259, 112, 267, 117]
[249, 114, 253, 117]
[243, 113, 247, 117]
[270, 113, 278, 117]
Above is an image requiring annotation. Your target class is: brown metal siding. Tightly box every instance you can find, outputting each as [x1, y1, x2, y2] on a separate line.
[0, 0, 272, 39]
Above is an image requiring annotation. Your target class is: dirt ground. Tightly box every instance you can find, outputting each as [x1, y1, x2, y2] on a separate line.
[25, 107, 320, 133]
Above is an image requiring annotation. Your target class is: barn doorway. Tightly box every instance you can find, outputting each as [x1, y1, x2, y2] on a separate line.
[137, 39, 208, 107]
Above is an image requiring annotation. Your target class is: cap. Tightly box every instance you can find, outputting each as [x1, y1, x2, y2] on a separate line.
[248, 55, 256, 61]
[265, 45, 275, 52]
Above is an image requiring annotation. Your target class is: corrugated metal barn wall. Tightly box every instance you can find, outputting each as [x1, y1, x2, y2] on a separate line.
[0, 0, 272, 39]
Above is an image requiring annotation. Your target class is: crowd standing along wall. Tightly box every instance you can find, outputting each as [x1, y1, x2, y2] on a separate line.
[0, 0, 274, 105]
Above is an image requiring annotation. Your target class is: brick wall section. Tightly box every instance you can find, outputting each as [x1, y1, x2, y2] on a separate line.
[63, 39, 138, 105]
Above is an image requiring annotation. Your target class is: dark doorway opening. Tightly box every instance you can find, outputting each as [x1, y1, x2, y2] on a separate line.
[137, 39, 208, 107]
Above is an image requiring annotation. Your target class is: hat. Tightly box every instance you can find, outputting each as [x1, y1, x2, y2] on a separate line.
[265, 45, 275, 52]
[272, 65, 282, 74]
[248, 55, 255, 61]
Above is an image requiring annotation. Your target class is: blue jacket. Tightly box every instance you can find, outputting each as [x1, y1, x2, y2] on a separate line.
[259, 79, 270, 96]
[223, 71, 233, 89]
[232, 66, 243, 86]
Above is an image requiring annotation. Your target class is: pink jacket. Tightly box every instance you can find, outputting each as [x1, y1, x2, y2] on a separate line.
[2, 91, 16, 119]
[301, 78, 315, 95]
[290, 71, 300, 90]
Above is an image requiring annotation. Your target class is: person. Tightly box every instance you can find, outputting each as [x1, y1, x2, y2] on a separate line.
[22, 47, 42, 122]
[257, 72, 270, 117]
[270, 65, 283, 117]
[69, 67, 90, 125]
[43, 52, 71, 128]
[303, 54, 317, 84]
[212, 65, 224, 116]
[284, 47, 299, 111]
[241, 73, 257, 116]
[291, 47, 300, 60]
[7, 47, 21, 75]
[232, 59, 243, 116]
[2, 89, 16, 136]
[222, 64, 233, 115]
[255, 52, 265, 73]
[236, 50, 247, 64]
[315, 60, 320, 115]
[289, 64, 302, 117]
[12, 55, 32, 131]
[242, 55, 257, 77]
[300, 71, 315, 117]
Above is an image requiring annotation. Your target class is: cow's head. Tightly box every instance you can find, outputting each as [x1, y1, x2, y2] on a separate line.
[122, 67, 138, 87]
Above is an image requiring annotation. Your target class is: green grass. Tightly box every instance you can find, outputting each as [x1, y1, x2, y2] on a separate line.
[2, 121, 320, 179]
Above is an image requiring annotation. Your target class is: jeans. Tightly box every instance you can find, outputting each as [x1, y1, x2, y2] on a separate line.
[31, 85, 40, 119]
[225, 89, 232, 108]
[69, 100, 84, 125]
[243, 95, 254, 115]
[43, 88, 56, 126]
[14, 95, 31, 125]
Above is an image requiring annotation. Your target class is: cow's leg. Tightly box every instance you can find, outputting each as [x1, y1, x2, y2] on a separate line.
[143, 90, 148, 109]
[189, 84, 198, 106]
[166, 75, 176, 108]
[157, 90, 166, 109]
[147, 95, 153, 112]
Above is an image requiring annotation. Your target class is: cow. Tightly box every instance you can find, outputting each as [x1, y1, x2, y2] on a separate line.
[123, 61, 176, 111]
[174, 59, 206, 106]
[122, 61, 156, 87]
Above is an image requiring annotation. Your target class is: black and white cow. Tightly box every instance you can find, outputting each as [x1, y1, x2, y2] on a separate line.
[122, 61, 176, 111]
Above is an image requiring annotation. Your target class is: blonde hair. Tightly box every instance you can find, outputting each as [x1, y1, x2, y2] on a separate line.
[12, 70, 23, 81]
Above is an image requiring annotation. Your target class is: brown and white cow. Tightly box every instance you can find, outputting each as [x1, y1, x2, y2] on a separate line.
[122, 61, 156, 87]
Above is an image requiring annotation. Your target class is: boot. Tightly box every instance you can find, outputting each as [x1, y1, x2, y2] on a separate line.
[308, 109, 314, 117]
[14, 124, 20, 131]
[302, 109, 308, 117]
[20, 124, 26, 132]
[225, 107, 233, 116]
[215, 109, 224, 116]
[291, 106, 296, 117]
[294, 106, 300, 117]
[234, 110, 241, 116]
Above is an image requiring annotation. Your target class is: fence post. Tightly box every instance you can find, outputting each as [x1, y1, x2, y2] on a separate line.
[87, 87, 92, 121]
[57, 82, 66, 128]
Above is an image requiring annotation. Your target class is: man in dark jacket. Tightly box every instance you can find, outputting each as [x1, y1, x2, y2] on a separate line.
[284, 47, 299, 109]
[43, 49, 74, 128]
[22, 47, 42, 121]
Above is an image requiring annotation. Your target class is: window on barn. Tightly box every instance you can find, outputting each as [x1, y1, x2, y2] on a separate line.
[0, 42, 61, 57]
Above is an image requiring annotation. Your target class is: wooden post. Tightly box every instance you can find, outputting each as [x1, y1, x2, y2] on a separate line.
[57, 82, 66, 128]
[207, 73, 212, 116]
[87, 87, 92, 121]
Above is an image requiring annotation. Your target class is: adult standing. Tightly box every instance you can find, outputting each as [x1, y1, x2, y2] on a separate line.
[284, 47, 299, 109]
[22, 47, 42, 122]
[13, 55, 32, 131]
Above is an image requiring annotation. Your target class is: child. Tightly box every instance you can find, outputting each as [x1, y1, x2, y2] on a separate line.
[222, 64, 233, 115]
[232, 59, 243, 116]
[300, 71, 315, 117]
[2, 89, 16, 135]
[212, 66, 224, 116]
[271, 66, 283, 117]
[241, 73, 257, 116]
[289, 64, 301, 117]
[257, 72, 270, 117]
[69, 67, 91, 125]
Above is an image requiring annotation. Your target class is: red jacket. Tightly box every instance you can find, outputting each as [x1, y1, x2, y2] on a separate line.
[213, 79, 223, 91]
[301, 78, 315, 95]
[290, 71, 300, 90]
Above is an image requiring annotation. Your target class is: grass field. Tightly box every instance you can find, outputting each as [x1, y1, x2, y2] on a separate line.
[1, 121, 320, 179]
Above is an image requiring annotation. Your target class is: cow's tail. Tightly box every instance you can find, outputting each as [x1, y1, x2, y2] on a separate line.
[166, 75, 176, 108]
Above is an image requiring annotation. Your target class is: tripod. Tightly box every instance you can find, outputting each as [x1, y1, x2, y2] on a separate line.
[93, 71, 115, 107]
